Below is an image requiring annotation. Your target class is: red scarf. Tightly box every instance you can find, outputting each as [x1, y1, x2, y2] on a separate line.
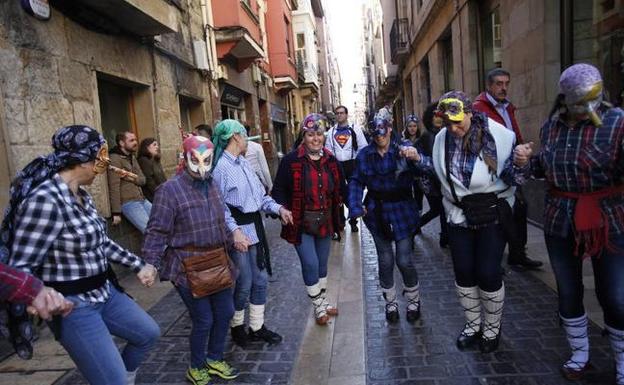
[550, 185, 624, 258]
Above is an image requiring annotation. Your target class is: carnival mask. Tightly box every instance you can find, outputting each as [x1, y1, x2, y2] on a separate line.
[559, 63, 604, 127]
[184, 135, 214, 180]
[93, 143, 110, 175]
[436, 97, 465, 123]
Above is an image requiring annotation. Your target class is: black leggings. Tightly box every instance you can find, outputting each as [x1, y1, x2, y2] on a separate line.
[448, 224, 506, 292]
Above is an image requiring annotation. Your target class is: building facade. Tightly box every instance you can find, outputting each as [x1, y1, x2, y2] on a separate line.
[378, 0, 624, 222]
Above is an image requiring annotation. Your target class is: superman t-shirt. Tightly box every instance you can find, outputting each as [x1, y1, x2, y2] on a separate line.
[334, 126, 351, 148]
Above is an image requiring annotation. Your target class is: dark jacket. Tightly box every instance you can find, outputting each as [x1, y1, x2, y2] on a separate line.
[473, 92, 524, 144]
[137, 156, 167, 202]
[272, 146, 345, 244]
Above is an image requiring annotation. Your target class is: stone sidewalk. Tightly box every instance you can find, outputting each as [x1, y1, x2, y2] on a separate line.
[361, 220, 614, 385]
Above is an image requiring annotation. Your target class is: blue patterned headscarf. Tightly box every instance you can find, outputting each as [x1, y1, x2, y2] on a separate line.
[405, 114, 420, 125]
[0, 125, 105, 263]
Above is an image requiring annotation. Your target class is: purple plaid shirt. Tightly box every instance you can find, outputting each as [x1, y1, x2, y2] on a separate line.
[142, 172, 235, 288]
[530, 107, 624, 237]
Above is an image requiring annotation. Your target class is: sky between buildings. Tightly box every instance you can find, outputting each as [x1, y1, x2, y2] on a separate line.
[324, 0, 368, 125]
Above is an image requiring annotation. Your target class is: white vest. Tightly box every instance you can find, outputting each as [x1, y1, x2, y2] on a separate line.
[432, 118, 517, 226]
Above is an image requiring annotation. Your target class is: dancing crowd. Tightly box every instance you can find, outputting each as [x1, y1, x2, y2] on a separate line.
[0, 63, 622, 385]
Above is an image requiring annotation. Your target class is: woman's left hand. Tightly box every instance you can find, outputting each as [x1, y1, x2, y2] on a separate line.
[400, 146, 421, 162]
[137, 263, 157, 287]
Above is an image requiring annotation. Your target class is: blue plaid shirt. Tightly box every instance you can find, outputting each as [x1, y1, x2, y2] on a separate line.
[348, 143, 424, 241]
[530, 107, 624, 237]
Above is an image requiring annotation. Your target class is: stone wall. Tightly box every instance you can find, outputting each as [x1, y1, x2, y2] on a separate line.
[0, 1, 217, 251]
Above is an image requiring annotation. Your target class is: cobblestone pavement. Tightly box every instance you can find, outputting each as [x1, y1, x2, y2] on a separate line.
[361, 224, 614, 385]
[54, 219, 312, 385]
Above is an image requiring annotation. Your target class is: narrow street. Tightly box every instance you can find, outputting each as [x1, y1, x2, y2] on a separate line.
[0, 214, 610, 385]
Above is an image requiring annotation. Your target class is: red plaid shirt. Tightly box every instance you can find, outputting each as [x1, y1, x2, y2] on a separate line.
[0, 263, 42, 304]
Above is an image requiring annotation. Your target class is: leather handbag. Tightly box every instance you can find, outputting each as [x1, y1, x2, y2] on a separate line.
[181, 247, 233, 298]
[302, 210, 330, 236]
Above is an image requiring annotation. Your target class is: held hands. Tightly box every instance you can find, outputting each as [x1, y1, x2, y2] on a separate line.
[279, 207, 294, 225]
[233, 228, 252, 252]
[513, 142, 534, 167]
[137, 263, 157, 287]
[27, 287, 74, 320]
[399, 146, 421, 162]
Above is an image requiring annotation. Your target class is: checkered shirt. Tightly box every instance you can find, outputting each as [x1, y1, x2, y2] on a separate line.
[530, 107, 624, 237]
[8, 174, 145, 303]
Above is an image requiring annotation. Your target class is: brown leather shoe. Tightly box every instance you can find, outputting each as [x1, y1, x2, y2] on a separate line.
[315, 314, 329, 325]
[560, 361, 592, 380]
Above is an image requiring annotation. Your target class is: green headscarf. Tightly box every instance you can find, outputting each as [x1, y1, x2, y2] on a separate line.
[211, 119, 247, 170]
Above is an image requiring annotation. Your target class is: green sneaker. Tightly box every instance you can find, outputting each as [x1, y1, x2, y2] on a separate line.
[205, 359, 240, 380]
[186, 367, 212, 385]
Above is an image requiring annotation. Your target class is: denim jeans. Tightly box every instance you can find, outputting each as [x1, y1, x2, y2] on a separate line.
[294, 234, 331, 286]
[231, 244, 268, 310]
[121, 199, 152, 234]
[175, 285, 234, 368]
[545, 232, 624, 329]
[370, 234, 418, 289]
[447, 224, 506, 292]
[50, 286, 160, 385]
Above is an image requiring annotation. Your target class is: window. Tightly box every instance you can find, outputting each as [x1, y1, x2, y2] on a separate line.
[561, 0, 624, 104]
[480, 6, 502, 80]
[285, 16, 292, 59]
[221, 105, 246, 122]
[179, 96, 203, 134]
[441, 33, 454, 92]
[97, 79, 136, 146]
[296, 33, 306, 68]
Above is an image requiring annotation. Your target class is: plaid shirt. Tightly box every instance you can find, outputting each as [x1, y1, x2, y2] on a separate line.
[442, 132, 526, 189]
[9, 174, 145, 303]
[142, 172, 234, 287]
[213, 151, 281, 244]
[0, 263, 43, 304]
[530, 107, 624, 237]
[348, 143, 423, 241]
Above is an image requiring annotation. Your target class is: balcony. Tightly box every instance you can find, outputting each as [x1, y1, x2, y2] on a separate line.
[296, 52, 318, 89]
[51, 0, 178, 36]
[390, 18, 409, 64]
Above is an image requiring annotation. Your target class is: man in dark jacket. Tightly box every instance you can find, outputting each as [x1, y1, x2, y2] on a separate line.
[473, 68, 542, 270]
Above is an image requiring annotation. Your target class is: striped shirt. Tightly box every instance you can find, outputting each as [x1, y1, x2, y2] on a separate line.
[530, 107, 624, 237]
[213, 151, 282, 244]
[9, 174, 145, 303]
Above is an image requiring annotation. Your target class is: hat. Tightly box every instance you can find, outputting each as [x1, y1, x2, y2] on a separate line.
[436, 91, 472, 122]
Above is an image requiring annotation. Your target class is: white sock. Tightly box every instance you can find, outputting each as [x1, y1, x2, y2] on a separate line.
[456, 283, 481, 336]
[480, 284, 504, 340]
[307, 283, 328, 317]
[126, 370, 137, 385]
[230, 310, 245, 328]
[403, 283, 420, 311]
[561, 314, 589, 370]
[606, 325, 624, 384]
[249, 304, 265, 332]
[319, 276, 328, 292]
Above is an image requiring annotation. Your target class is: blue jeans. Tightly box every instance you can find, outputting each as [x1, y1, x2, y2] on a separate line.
[371, 234, 418, 289]
[50, 286, 160, 385]
[121, 199, 152, 234]
[294, 234, 331, 286]
[545, 233, 624, 329]
[447, 224, 506, 292]
[232, 244, 268, 310]
[175, 285, 234, 368]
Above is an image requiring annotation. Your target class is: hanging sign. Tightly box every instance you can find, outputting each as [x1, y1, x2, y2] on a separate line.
[21, 0, 51, 21]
